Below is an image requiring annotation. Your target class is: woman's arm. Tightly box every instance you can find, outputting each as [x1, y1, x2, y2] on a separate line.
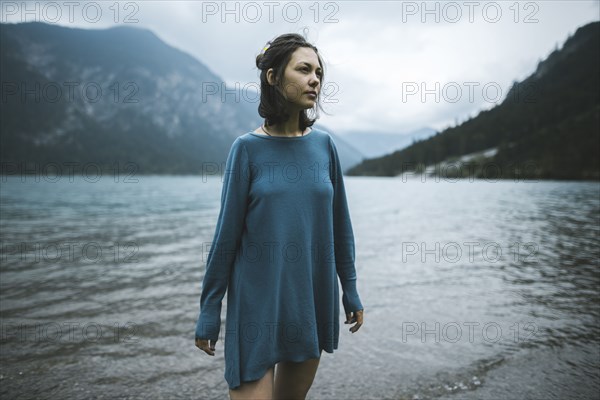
[329, 136, 364, 316]
[195, 137, 250, 342]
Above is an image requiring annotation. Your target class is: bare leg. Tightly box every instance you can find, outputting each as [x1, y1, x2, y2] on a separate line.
[229, 366, 275, 400]
[273, 350, 323, 400]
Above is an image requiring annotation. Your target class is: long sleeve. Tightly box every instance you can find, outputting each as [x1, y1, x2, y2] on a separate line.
[195, 137, 250, 341]
[329, 136, 364, 316]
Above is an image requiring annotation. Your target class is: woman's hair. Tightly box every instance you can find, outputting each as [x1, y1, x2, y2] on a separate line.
[255, 33, 326, 131]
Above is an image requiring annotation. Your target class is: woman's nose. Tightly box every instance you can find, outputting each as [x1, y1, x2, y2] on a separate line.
[310, 75, 320, 87]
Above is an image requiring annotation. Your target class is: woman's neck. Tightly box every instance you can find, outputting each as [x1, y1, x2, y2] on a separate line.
[265, 112, 304, 137]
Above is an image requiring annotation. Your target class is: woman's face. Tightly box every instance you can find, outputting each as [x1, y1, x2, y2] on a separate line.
[268, 47, 322, 110]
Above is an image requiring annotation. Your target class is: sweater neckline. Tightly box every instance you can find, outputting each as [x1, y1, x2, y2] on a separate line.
[249, 127, 315, 140]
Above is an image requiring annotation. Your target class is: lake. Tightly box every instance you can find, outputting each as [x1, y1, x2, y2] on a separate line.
[1, 174, 598, 399]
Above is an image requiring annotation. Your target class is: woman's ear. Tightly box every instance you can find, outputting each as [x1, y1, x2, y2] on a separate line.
[266, 68, 277, 86]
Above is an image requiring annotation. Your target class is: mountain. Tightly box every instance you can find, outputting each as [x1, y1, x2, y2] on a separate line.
[0, 22, 446, 176]
[347, 21, 600, 181]
[316, 126, 366, 172]
[340, 127, 436, 159]
[2, 22, 348, 174]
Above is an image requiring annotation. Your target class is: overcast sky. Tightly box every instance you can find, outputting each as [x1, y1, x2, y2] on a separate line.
[3, 1, 599, 135]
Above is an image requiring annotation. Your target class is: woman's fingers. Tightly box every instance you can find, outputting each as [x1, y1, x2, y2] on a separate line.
[195, 337, 216, 356]
[345, 312, 353, 323]
[345, 310, 364, 333]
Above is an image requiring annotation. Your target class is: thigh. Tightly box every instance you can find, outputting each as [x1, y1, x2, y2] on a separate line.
[274, 350, 322, 399]
[229, 366, 274, 400]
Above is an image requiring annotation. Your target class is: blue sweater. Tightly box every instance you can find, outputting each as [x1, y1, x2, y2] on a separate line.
[195, 127, 363, 390]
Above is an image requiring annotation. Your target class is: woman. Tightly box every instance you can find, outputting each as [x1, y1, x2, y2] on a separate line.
[195, 32, 364, 399]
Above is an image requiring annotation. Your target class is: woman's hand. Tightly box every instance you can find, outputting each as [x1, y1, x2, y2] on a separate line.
[344, 309, 363, 333]
[195, 337, 217, 356]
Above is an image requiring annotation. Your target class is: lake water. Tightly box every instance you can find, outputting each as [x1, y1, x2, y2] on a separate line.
[1, 175, 598, 399]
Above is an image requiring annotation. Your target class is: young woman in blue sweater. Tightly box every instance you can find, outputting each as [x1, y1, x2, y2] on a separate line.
[195, 32, 364, 400]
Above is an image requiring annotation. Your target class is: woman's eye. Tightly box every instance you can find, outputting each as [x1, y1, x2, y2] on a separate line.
[301, 68, 321, 78]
